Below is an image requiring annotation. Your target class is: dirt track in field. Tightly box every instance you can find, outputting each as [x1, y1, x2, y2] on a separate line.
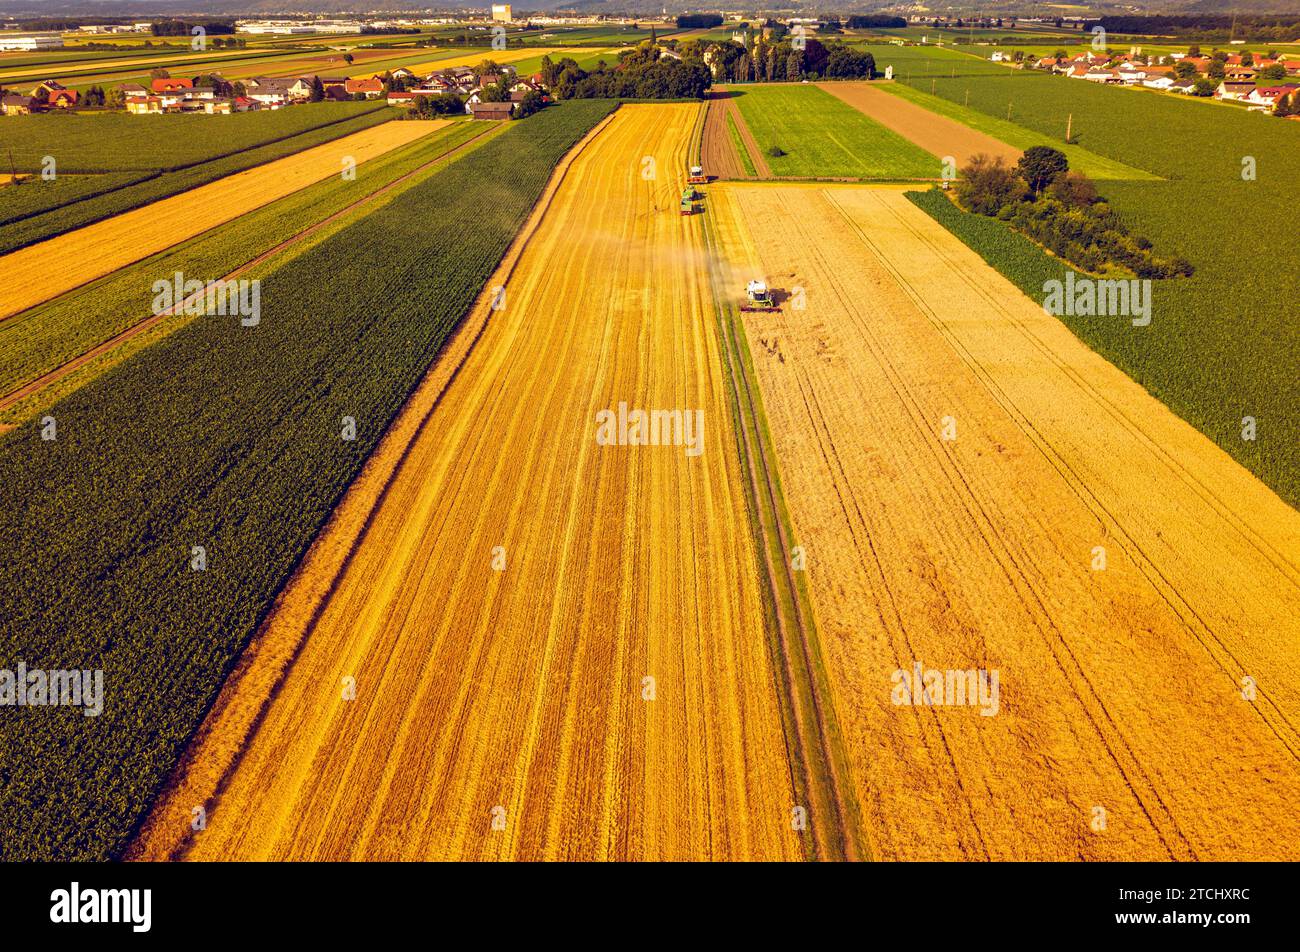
[709, 183, 1300, 860]
[701, 91, 749, 180]
[0, 120, 446, 322]
[131, 104, 806, 862]
[714, 90, 771, 178]
[819, 82, 1023, 168]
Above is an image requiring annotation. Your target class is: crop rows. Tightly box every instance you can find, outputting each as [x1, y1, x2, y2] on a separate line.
[1, 101, 387, 173]
[0, 120, 497, 414]
[871, 43, 1300, 510]
[730, 84, 937, 179]
[0, 105, 393, 256]
[0, 98, 616, 861]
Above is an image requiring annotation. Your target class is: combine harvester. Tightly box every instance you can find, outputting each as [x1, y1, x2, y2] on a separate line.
[740, 280, 780, 312]
[688, 164, 707, 184]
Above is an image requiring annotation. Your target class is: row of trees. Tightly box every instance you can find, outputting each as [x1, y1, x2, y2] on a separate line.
[1093, 15, 1300, 42]
[539, 46, 712, 100]
[701, 37, 876, 83]
[151, 20, 236, 36]
[677, 14, 723, 29]
[955, 148, 1193, 279]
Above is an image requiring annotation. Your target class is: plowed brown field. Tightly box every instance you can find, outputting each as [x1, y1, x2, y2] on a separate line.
[0, 120, 445, 321]
[818, 82, 1023, 167]
[131, 104, 804, 862]
[701, 91, 749, 180]
[709, 183, 1300, 860]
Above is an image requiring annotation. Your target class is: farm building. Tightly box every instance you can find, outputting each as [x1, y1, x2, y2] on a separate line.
[469, 101, 514, 120]
[0, 33, 62, 51]
[1, 93, 37, 116]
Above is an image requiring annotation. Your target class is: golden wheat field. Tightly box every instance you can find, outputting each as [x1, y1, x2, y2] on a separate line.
[131, 104, 804, 862]
[708, 182, 1300, 860]
[0, 120, 445, 322]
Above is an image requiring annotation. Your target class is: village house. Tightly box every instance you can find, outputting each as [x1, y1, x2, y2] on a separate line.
[1247, 85, 1300, 108]
[1216, 80, 1257, 101]
[29, 79, 78, 108]
[2, 93, 37, 116]
[245, 77, 294, 107]
[1143, 75, 1177, 90]
[151, 77, 194, 94]
[344, 77, 383, 99]
[125, 95, 163, 115]
[386, 90, 415, 106]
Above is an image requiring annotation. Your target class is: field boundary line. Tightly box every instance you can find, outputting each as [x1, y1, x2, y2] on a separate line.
[124, 108, 620, 862]
[0, 123, 502, 419]
[700, 184, 873, 862]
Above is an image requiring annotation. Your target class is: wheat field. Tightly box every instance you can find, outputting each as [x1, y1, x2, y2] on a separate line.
[0, 119, 446, 321]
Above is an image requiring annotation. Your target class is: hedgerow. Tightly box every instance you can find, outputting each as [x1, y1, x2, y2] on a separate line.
[872, 43, 1300, 509]
[0, 99, 616, 861]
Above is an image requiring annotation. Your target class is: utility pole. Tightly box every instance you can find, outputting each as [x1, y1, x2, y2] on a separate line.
[1066, 113, 1073, 142]
[1007, 101, 1012, 120]
[932, 77, 936, 94]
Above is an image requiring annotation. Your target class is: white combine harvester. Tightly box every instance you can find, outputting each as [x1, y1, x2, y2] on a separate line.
[740, 279, 779, 312]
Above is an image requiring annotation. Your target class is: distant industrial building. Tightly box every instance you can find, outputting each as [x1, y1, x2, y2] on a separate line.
[236, 20, 363, 35]
[492, 5, 513, 24]
[0, 33, 63, 51]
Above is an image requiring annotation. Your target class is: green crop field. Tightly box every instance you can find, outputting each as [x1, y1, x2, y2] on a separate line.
[0, 104, 393, 255]
[0, 100, 388, 173]
[0, 48, 290, 87]
[0, 98, 616, 862]
[873, 79, 1158, 180]
[729, 83, 938, 179]
[878, 43, 1300, 509]
[0, 120, 499, 414]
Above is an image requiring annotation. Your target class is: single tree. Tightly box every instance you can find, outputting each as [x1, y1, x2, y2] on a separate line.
[1016, 145, 1069, 196]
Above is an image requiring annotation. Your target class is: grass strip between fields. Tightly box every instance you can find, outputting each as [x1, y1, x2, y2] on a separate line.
[875, 81, 1159, 181]
[0, 121, 503, 423]
[0, 99, 618, 861]
[698, 179, 872, 863]
[725, 111, 758, 178]
[0, 104, 393, 255]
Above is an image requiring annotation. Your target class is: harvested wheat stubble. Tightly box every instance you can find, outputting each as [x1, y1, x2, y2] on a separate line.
[818, 81, 1023, 168]
[710, 182, 1300, 861]
[135, 104, 802, 861]
[0, 120, 446, 322]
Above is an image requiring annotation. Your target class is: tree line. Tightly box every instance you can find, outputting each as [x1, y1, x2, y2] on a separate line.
[955, 147, 1193, 279]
